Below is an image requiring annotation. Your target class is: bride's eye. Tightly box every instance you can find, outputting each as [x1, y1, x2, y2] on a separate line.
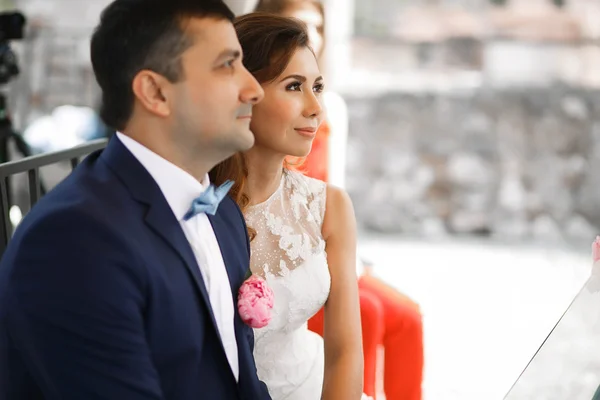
[286, 81, 302, 91]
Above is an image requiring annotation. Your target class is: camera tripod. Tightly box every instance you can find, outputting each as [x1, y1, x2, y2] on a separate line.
[0, 92, 45, 207]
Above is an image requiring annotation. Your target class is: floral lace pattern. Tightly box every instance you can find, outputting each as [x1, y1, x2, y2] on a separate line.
[245, 170, 331, 399]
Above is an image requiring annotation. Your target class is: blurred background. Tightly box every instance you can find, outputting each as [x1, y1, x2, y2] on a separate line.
[1, 0, 599, 399]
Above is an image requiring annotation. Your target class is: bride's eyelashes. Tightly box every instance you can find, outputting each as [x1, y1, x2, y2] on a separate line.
[285, 81, 325, 93]
[286, 81, 302, 91]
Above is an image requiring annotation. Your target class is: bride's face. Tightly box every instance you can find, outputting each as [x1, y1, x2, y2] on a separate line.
[249, 46, 324, 158]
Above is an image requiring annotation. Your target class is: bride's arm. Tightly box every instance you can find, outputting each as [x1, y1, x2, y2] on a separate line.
[321, 185, 364, 399]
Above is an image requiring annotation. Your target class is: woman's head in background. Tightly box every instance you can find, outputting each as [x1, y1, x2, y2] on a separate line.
[254, 0, 325, 57]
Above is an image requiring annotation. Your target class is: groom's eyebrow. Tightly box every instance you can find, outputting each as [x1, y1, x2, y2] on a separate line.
[214, 49, 241, 64]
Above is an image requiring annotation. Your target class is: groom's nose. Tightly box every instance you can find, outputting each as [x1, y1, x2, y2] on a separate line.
[239, 66, 264, 105]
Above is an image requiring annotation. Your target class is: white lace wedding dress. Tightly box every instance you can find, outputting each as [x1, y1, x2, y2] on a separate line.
[245, 169, 331, 399]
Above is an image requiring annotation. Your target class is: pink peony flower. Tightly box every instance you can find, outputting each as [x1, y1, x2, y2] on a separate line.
[237, 274, 274, 328]
[593, 236, 600, 262]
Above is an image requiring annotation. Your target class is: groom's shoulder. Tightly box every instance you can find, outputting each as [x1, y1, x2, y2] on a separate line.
[2, 198, 128, 276]
[40, 150, 128, 212]
[14, 185, 125, 246]
[11, 158, 130, 247]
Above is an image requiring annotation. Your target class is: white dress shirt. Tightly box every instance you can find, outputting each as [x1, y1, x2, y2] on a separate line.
[116, 133, 239, 381]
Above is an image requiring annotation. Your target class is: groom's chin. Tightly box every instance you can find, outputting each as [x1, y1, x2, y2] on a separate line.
[232, 127, 256, 152]
[212, 134, 255, 163]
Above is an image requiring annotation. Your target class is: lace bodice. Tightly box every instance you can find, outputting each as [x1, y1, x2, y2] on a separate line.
[247, 169, 327, 277]
[245, 169, 331, 399]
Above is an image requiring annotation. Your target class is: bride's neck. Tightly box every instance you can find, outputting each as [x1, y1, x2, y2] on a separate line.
[244, 147, 286, 206]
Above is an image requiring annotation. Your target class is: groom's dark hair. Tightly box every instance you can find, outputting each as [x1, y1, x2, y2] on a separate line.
[90, 0, 234, 131]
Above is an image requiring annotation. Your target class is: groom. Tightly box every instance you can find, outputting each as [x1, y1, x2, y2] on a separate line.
[0, 0, 271, 399]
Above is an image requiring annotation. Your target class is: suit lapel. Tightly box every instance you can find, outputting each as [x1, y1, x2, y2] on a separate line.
[207, 212, 242, 301]
[100, 136, 221, 333]
[144, 206, 220, 331]
[208, 211, 251, 390]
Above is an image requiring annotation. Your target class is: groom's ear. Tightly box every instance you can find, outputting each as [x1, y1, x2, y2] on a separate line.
[131, 70, 171, 118]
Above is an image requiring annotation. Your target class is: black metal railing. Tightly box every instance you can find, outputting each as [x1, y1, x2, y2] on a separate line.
[0, 139, 108, 256]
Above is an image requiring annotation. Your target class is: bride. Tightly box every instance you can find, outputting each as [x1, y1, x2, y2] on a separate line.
[210, 12, 364, 400]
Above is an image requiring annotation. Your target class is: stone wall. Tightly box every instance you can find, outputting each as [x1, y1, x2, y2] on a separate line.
[344, 85, 600, 243]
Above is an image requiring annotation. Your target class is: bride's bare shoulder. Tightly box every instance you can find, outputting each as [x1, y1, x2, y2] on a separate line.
[322, 185, 356, 242]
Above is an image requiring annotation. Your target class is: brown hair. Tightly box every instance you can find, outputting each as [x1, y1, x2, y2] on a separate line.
[209, 13, 311, 239]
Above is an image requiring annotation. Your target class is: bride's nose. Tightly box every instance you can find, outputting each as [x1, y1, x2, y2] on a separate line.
[302, 91, 322, 119]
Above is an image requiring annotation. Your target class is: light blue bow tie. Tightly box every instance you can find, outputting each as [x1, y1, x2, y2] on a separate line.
[183, 180, 234, 220]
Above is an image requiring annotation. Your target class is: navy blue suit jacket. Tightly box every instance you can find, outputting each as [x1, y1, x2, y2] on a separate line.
[0, 137, 271, 400]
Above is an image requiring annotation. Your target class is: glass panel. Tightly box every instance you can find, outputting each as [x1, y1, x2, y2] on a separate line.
[505, 274, 600, 400]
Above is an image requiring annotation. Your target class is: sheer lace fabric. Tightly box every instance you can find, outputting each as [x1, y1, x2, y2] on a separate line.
[245, 170, 331, 399]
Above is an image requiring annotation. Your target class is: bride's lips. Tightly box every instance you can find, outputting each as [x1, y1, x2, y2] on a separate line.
[294, 127, 317, 138]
